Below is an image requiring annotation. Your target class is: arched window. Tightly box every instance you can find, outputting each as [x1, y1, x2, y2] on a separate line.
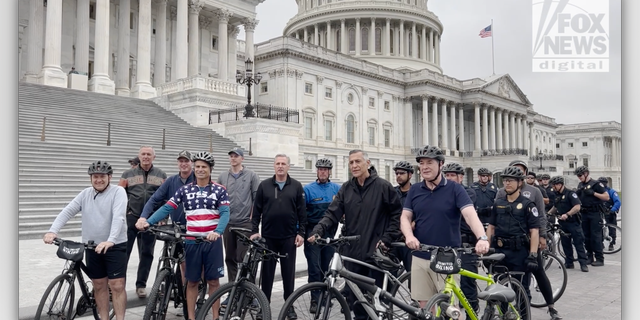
[375, 27, 382, 53]
[349, 28, 355, 51]
[347, 115, 355, 143]
[336, 29, 341, 51]
[362, 27, 369, 51]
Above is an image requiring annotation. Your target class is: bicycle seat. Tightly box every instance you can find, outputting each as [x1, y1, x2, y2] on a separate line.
[477, 253, 505, 263]
[477, 284, 516, 303]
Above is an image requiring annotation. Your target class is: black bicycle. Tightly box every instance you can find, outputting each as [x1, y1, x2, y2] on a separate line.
[143, 224, 209, 320]
[35, 238, 115, 320]
[196, 227, 287, 320]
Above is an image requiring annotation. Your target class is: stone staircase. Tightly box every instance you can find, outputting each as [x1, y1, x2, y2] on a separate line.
[19, 82, 321, 240]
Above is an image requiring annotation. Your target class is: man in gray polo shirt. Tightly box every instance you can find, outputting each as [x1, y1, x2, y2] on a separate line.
[217, 147, 261, 283]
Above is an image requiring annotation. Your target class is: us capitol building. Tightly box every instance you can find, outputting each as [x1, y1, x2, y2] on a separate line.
[17, 0, 621, 190]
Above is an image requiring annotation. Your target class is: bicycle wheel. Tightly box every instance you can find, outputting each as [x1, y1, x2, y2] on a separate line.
[529, 252, 567, 308]
[603, 224, 622, 254]
[388, 271, 417, 320]
[278, 282, 352, 320]
[143, 269, 174, 320]
[498, 276, 531, 320]
[34, 274, 75, 320]
[424, 293, 460, 320]
[196, 281, 270, 320]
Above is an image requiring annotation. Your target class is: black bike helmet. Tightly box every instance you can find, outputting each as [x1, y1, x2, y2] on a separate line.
[393, 160, 414, 173]
[415, 145, 445, 163]
[442, 162, 464, 175]
[500, 166, 525, 180]
[192, 151, 215, 168]
[371, 247, 403, 272]
[540, 174, 551, 180]
[88, 160, 113, 175]
[574, 166, 589, 176]
[508, 160, 529, 175]
[549, 176, 564, 185]
[315, 158, 333, 169]
[597, 177, 608, 185]
[477, 167, 491, 176]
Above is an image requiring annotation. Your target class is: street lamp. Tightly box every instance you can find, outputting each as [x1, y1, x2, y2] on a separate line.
[236, 58, 262, 118]
[538, 151, 543, 170]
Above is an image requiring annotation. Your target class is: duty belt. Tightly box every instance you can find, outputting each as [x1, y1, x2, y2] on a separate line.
[494, 236, 527, 250]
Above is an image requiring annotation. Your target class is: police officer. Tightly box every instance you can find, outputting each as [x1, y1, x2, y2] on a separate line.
[598, 177, 621, 251]
[539, 174, 557, 224]
[471, 167, 497, 224]
[547, 176, 589, 272]
[392, 160, 415, 273]
[486, 166, 541, 320]
[442, 162, 480, 315]
[574, 166, 610, 266]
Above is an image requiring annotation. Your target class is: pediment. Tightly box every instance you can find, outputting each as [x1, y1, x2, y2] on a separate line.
[481, 75, 531, 105]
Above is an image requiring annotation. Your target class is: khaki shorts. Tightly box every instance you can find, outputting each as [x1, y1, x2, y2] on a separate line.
[410, 255, 459, 301]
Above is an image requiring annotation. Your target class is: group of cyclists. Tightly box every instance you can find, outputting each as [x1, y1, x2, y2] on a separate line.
[43, 143, 620, 320]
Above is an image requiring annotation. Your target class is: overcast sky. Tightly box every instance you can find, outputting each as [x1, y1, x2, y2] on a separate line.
[239, 0, 621, 125]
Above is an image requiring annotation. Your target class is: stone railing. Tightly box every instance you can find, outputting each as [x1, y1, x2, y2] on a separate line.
[209, 103, 300, 124]
[481, 149, 529, 157]
[529, 154, 564, 161]
[155, 76, 240, 96]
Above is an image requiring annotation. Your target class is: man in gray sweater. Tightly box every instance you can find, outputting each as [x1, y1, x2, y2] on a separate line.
[43, 161, 128, 320]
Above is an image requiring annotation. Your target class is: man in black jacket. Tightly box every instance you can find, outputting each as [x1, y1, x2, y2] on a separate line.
[251, 154, 306, 320]
[309, 149, 402, 320]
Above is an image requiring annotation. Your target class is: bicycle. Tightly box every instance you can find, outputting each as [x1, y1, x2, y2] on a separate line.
[526, 248, 567, 308]
[278, 235, 438, 320]
[415, 244, 531, 320]
[195, 227, 285, 320]
[143, 224, 209, 320]
[35, 238, 115, 320]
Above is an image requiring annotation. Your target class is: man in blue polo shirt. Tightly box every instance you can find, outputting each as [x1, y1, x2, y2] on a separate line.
[401, 145, 489, 308]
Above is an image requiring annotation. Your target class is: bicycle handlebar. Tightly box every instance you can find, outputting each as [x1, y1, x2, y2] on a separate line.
[391, 242, 495, 255]
[314, 235, 361, 246]
[229, 228, 288, 259]
[145, 225, 208, 242]
[53, 238, 98, 250]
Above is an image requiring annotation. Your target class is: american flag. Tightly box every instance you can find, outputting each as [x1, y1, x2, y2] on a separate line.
[479, 25, 492, 38]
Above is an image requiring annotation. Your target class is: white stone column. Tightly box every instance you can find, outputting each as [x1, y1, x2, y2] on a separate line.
[25, 0, 44, 83]
[429, 29, 434, 63]
[528, 122, 534, 156]
[131, 0, 155, 98]
[303, 28, 308, 43]
[370, 18, 376, 55]
[87, 0, 114, 93]
[405, 97, 415, 148]
[441, 99, 448, 150]
[421, 95, 429, 146]
[616, 138, 620, 167]
[431, 97, 439, 146]
[510, 113, 517, 149]
[175, 0, 188, 79]
[411, 22, 417, 58]
[458, 104, 465, 152]
[38, 0, 67, 87]
[519, 116, 525, 149]
[169, 6, 177, 81]
[340, 19, 346, 54]
[385, 18, 390, 56]
[503, 111, 510, 150]
[188, 1, 203, 76]
[496, 108, 503, 151]
[449, 103, 456, 152]
[326, 21, 332, 50]
[74, 0, 90, 79]
[474, 102, 481, 152]
[399, 20, 404, 57]
[116, 0, 131, 95]
[199, 17, 211, 76]
[227, 25, 239, 82]
[524, 120, 529, 155]
[489, 106, 496, 150]
[216, 9, 232, 80]
[421, 26, 427, 61]
[481, 104, 488, 151]
[314, 24, 319, 45]
[154, 0, 167, 87]
[435, 34, 441, 65]
[355, 18, 361, 55]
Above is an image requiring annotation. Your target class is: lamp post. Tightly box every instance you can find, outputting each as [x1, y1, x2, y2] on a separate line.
[538, 151, 543, 170]
[236, 58, 262, 118]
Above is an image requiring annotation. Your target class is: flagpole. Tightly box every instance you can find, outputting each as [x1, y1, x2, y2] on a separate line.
[491, 18, 495, 75]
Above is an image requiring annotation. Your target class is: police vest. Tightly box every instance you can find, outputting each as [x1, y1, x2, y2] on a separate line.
[553, 188, 579, 216]
[577, 179, 605, 208]
[472, 182, 497, 209]
[493, 196, 536, 239]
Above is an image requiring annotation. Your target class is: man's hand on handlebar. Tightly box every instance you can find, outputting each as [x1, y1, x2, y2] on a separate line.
[405, 235, 420, 250]
[474, 239, 490, 255]
[250, 233, 262, 241]
[43, 232, 57, 244]
[135, 218, 150, 231]
[95, 241, 114, 254]
[307, 234, 320, 244]
[207, 232, 221, 242]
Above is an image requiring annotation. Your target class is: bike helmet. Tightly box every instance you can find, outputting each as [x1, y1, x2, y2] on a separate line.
[527, 171, 537, 178]
[508, 160, 529, 174]
[574, 165, 589, 176]
[597, 177, 609, 185]
[549, 176, 564, 185]
[442, 162, 464, 175]
[88, 160, 113, 175]
[315, 158, 333, 169]
[372, 246, 403, 272]
[540, 174, 551, 180]
[500, 166, 525, 180]
[415, 145, 445, 163]
[477, 167, 492, 176]
[393, 160, 414, 173]
[191, 151, 215, 168]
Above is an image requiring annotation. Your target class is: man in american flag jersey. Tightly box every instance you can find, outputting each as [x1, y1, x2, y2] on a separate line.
[137, 151, 229, 320]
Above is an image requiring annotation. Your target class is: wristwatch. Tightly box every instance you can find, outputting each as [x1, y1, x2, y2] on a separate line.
[478, 235, 489, 241]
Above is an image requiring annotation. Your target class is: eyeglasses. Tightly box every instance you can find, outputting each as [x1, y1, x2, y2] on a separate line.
[577, 174, 584, 177]
[503, 178, 518, 183]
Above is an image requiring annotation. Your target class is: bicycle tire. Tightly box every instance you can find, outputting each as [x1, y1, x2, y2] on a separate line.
[529, 252, 567, 308]
[603, 224, 622, 254]
[34, 273, 75, 320]
[424, 293, 459, 320]
[143, 269, 174, 320]
[388, 271, 417, 320]
[196, 281, 270, 320]
[497, 276, 531, 320]
[278, 282, 352, 320]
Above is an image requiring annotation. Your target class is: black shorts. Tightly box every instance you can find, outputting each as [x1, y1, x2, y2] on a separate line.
[85, 242, 128, 280]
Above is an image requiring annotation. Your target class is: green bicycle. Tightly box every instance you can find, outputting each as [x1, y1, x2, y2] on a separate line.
[410, 244, 531, 320]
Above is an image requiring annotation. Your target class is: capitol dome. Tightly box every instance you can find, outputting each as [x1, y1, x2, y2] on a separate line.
[283, 0, 444, 73]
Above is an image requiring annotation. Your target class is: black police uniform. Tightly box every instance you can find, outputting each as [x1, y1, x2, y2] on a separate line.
[471, 181, 497, 224]
[460, 186, 479, 312]
[543, 184, 557, 224]
[576, 179, 608, 263]
[393, 185, 413, 273]
[489, 194, 541, 289]
[553, 187, 588, 267]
